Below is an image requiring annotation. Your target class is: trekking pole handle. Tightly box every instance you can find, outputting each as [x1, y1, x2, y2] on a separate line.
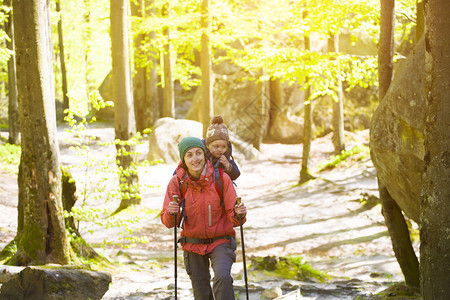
[172, 195, 179, 203]
[236, 197, 241, 205]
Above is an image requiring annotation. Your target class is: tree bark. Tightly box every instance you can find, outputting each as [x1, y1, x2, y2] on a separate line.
[377, 0, 419, 287]
[421, 0, 450, 297]
[12, 0, 72, 265]
[328, 33, 345, 155]
[111, 0, 140, 213]
[299, 35, 314, 184]
[378, 0, 395, 100]
[380, 186, 419, 287]
[56, 0, 69, 114]
[4, 0, 19, 145]
[201, 0, 213, 138]
[162, 2, 174, 118]
[416, 1, 424, 42]
[132, 0, 156, 132]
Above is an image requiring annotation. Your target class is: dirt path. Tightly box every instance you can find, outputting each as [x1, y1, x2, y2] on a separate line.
[0, 128, 416, 299]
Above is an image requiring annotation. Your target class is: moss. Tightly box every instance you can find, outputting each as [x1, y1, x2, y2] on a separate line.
[373, 283, 421, 299]
[250, 255, 331, 283]
[318, 144, 370, 171]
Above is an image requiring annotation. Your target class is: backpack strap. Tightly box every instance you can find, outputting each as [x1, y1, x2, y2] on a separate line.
[178, 180, 188, 228]
[178, 163, 225, 227]
[213, 160, 224, 207]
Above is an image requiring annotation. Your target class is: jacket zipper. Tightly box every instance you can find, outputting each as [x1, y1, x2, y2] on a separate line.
[208, 204, 212, 226]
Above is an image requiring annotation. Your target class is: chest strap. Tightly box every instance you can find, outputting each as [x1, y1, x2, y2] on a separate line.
[178, 235, 232, 244]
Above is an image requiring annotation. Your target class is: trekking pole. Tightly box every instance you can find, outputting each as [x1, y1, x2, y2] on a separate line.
[172, 195, 179, 300]
[236, 197, 249, 300]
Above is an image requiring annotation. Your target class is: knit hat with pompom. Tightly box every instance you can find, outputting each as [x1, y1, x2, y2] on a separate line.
[206, 115, 229, 145]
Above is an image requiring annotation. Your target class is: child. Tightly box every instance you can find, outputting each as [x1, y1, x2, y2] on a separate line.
[205, 115, 240, 181]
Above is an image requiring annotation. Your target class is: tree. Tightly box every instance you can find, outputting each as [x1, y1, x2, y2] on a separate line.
[377, 0, 419, 287]
[4, 0, 19, 145]
[328, 33, 345, 155]
[56, 0, 69, 114]
[11, 0, 72, 265]
[162, 2, 174, 118]
[132, 0, 158, 132]
[110, 0, 140, 213]
[299, 34, 314, 184]
[200, 0, 213, 137]
[421, 0, 450, 297]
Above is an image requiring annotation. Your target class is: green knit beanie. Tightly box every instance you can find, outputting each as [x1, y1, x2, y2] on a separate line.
[178, 137, 206, 162]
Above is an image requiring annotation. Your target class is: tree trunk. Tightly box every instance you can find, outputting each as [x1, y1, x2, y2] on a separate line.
[83, 0, 93, 111]
[328, 33, 345, 155]
[377, 0, 420, 287]
[111, 0, 140, 213]
[268, 77, 282, 134]
[12, 0, 72, 265]
[4, 0, 19, 145]
[299, 35, 314, 184]
[421, 0, 450, 297]
[162, 2, 174, 118]
[378, 0, 395, 99]
[201, 0, 213, 138]
[147, 1, 160, 126]
[56, 0, 69, 114]
[252, 70, 265, 150]
[380, 187, 420, 287]
[131, 0, 154, 132]
[416, 1, 424, 42]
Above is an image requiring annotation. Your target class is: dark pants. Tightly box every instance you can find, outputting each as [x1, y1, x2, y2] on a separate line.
[183, 242, 236, 300]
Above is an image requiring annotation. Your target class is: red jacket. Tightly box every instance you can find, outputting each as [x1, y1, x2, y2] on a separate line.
[161, 160, 246, 255]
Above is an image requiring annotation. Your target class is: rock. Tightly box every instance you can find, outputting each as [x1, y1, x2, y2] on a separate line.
[263, 286, 283, 299]
[148, 117, 259, 164]
[0, 265, 24, 284]
[0, 266, 111, 300]
[369, 37, 425, 222]
[148, 117, 202, 164]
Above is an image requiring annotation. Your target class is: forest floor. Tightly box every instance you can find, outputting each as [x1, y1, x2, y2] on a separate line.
[0, 125, 421, 299]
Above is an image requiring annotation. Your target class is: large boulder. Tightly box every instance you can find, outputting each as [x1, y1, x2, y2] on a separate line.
[148, 117, 203, 164]
[148, 117, 259, 164]
[369, 37, 425, 222]
[0, 266, 111, 300]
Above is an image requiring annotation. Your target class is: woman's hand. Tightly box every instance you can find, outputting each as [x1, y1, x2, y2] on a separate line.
[234, 202, 247, 218]
[167, 200, 179, 215]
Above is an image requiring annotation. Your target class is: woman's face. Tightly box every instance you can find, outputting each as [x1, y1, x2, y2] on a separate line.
[184, 147, 206, 179]
[207, 139, 228, 158]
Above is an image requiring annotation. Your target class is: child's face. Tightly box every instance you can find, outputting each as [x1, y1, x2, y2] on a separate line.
[207, 140, 228, 158]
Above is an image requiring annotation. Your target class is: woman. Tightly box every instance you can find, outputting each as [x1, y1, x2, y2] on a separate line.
[161, 137, 247, 299]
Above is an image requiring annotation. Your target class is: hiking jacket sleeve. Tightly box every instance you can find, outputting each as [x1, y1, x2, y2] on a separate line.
[161, 175, 181, 229]
[226, 158, 240, 181]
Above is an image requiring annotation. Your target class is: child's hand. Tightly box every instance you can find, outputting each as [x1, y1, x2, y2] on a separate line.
[220, 155, 231, 172]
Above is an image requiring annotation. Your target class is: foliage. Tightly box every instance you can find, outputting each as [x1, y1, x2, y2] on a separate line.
[250, 255, 331, 283]
[0, 141, 20, 174]
[62, 100, 158, 250]
[317, 144, 370, 171]
[45, 0, 418, 118]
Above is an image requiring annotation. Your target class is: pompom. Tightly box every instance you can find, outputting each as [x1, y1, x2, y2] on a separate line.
[211, 115, 224, 125]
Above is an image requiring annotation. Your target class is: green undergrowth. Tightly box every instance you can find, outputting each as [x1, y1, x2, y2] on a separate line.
[355, 283, 421, 299]
[249, 255, 331, 283]
[318, 144, 370, 172]
[0, 142, 20, 174]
